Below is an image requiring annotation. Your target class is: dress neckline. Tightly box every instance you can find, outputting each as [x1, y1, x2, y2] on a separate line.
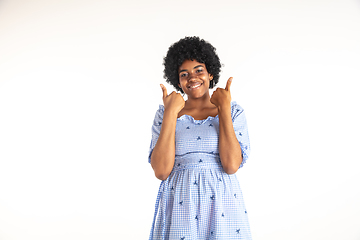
[177, 114, 218, 124]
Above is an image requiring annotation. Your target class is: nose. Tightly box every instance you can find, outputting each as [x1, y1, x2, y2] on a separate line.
[188, 72, 197, 81]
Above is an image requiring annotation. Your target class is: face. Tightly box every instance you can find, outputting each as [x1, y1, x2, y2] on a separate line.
[178, 59, 213, 99]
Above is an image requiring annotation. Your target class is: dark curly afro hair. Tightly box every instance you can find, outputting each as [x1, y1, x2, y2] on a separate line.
[163, 36, 222, 93]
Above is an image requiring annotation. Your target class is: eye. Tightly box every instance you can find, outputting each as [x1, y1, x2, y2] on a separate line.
[196, 68, 203, 73]
[180, 72, 188, 78]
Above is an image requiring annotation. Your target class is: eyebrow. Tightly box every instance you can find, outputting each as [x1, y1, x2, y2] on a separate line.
[179, 65, 204, 73]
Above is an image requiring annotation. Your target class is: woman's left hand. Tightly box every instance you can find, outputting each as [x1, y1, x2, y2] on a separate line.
[210, 77, 233, 108]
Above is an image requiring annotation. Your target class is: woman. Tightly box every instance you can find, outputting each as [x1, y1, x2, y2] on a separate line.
[149, 36, 251, 239]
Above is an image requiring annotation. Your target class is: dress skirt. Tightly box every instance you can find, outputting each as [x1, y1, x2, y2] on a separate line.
[149, 153, 252, 240]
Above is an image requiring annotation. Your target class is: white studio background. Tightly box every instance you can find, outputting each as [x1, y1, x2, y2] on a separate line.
[0, 0, 359, 239]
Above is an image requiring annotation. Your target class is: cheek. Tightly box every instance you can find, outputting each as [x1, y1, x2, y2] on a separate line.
[178, 81, 186, 90]
[202, 76, 210, 86]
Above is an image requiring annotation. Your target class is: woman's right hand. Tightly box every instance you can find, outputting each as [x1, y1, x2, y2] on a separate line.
[160, 84, 185, 115]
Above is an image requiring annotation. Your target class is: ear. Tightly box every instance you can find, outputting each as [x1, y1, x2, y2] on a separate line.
[209, 74, 214, 88]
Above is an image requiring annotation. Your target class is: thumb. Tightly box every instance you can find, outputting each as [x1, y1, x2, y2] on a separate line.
[160, 84, 168, 99]
[225, 77, 233, 91]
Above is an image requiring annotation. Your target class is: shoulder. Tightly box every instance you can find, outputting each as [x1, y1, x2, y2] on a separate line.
[230, 101, 244, 117]
[153, 105, 165, 120]
[157, 104, 165, 113]
[231, 101, 243, 110]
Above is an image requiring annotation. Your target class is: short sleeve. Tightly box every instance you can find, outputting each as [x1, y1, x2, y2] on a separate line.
[148, 105, 165, 163]
[231, 102, 251, 168]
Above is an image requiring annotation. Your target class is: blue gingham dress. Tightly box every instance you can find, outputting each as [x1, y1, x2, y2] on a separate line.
[149, 101, 251, 240]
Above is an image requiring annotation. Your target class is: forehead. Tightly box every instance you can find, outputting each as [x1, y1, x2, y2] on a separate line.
[179, 59, 206, 71]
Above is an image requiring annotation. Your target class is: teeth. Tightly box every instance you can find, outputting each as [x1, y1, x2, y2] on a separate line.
[189, 83, 201, 89]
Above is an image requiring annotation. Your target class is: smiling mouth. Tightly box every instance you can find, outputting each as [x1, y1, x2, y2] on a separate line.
[188, 83, 202, 89]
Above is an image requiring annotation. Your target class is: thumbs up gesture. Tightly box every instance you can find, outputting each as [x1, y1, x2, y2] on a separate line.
[160, 84, 185, 115]
[210, 77, 232, 108]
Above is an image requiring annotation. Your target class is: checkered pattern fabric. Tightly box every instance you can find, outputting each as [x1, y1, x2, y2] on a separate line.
[149, 102, 251, 240]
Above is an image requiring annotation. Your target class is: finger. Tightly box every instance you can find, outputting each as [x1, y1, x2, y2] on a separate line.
[225, 77, 233, 91]
[160, 84, 168, 98]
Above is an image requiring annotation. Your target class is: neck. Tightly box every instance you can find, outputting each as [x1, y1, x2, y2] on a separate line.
[184, 92, 214, 109]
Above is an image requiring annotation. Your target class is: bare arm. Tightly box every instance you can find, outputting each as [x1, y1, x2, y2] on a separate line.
[211, 77, 242, 174]
[150, 84, 185, 180]
[150, 109, 177, 180]
[217, 104, 242, 174]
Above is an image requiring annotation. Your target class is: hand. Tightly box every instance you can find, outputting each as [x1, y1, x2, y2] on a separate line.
[210, 77, 232, 108]
[160, 84, 185, 115]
